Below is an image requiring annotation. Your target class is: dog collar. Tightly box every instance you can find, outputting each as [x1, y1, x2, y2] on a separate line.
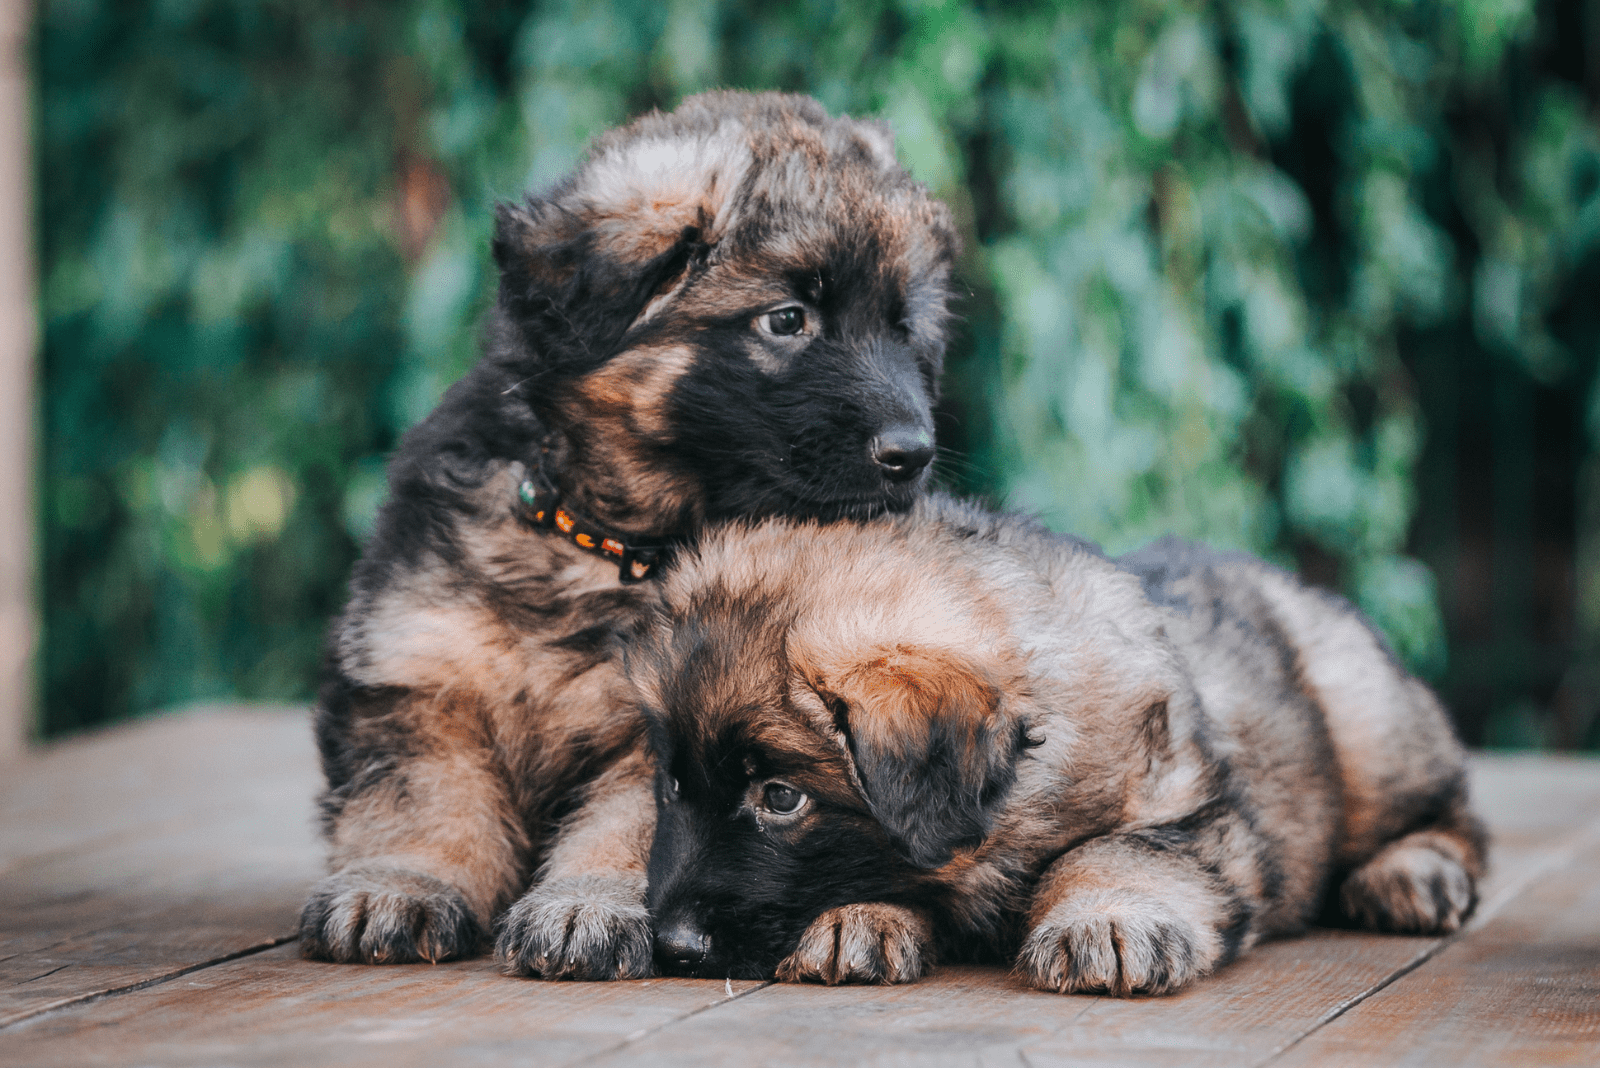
[516, 472, 666, 583]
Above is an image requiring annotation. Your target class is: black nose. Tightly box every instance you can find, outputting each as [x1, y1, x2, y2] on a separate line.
[871, 426, 935, 482]
[654, 919, 710, 973]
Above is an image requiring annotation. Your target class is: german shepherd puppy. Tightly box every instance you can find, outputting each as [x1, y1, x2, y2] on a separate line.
[634, 496, 1487, 994]
[299, 92, 958, 979]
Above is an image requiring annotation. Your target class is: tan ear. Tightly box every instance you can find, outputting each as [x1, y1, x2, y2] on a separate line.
[826, 646, 1024, 868]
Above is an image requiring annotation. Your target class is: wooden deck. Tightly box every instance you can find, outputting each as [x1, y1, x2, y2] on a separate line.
[1, 707, 1596, 1067]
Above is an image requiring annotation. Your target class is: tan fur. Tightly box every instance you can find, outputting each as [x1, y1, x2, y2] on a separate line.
[540, 748, 657, 883]
[1021, 837, 1236, 995]
[304, 90, 959, 977]
[776, 903, 933, 985]
[828, 647, 1003, 759]
[1248, 567, 1468, 862]
[637, 499, 1488, 994]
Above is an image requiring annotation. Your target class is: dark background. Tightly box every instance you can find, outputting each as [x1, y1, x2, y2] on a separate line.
[35, 0, 1600, 748]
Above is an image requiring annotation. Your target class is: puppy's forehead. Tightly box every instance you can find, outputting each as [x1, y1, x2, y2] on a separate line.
[725, 173, 949, 282]
[646, 592, 788, 714]
[655, 688, 855, 800]
[663, 517, 1021, 682]
[584, 131, 753, 229]
[639, 582, 841, 743]
[578, 92, 955, 295]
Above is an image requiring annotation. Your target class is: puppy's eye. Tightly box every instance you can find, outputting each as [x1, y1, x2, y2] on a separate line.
[762, 782, 807, 815]
[665, 777, 680, 801]
[759, 307, 805, 336]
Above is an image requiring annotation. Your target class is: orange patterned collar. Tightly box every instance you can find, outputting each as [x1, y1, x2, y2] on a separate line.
[517, 473, 665, 583]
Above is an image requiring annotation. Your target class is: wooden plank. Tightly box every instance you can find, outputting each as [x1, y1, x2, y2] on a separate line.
[0, 944, 768, 1068]
[6, 754, 1588, 1067]
[0, 705, 764, 1062]
[0, 0, 36, 764]
[0, 933, 1476, 1068]
[579, 754, 1600, 1068]
[1269, 831, 1600, 1068]
[580, 939, 1467, 1068]
[0, 889, 303, 1027]
[0, 704, 317, 868]
[1, 709, 1594, 1067]
[0, 707, 322, 1025]
[1465, 752, 1600, 836]
[1454, 754, 1600, 926]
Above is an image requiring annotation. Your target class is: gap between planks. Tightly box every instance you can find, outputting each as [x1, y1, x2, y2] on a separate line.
[6, 741, 1593, 1061]
[0, 935, 297, 1031]
[558, 798, 1600, 1068]
[0, 931, 776, 1058]
[10, 806, 1595, 1054]
[557, 979, 779, 1068]
[1252, 808, 1600, 1068]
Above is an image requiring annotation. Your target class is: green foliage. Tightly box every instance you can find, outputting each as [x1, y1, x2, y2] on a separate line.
[38, 0, 1600, 737]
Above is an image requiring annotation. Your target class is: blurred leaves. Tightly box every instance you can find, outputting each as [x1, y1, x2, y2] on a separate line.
[37, 0, 1600, 738]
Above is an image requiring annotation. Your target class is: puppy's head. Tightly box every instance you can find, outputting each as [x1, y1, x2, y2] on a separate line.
[488, 91, 960, 535]
[631, 526, 1028, 978]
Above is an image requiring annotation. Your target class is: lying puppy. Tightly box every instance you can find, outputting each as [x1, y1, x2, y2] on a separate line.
[633, 496, 1487, 993]
[300, 91, 958, 978]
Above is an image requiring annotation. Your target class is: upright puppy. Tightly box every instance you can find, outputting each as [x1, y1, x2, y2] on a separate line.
[301, 92, 958, 979]
[635, 496, 1487, 993]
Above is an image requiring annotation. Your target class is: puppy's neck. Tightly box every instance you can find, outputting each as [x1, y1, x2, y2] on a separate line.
[515, 458, 669, 583]
[529, 430, 702, 542]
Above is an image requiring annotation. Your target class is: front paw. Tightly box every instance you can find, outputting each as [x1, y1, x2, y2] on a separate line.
[1017, 891, 1219, 996]
[299, 868, 485, 964]
[1341, 839, 1476, 934]
[776, 904, 932, 985]
[496, 875, 652, 980]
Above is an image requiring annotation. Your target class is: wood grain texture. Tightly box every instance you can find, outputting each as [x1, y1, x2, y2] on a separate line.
[0, 710, 1597, 1068]
[582, 938, 1456, 1068]
[1270, 833, 1600, 1068]
[0, 706, 322, 1026]
[1, 945, 767, 1068]
[1464, 752, 1600, 896]
[0, 704, 317, 867]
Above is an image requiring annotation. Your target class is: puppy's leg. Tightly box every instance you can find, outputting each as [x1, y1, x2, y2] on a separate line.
[776, 904, 934, 985]
[301, 690, 525, 965]
[1341, 788, 1487, 934]
[1257, 578, 1489, 934]
[497, 748, 656, 980]
[1018, 832, 1252, 996]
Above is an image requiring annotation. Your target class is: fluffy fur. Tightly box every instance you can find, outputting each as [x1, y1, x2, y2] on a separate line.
[632, 496, 1488, 993]
[301, 91, 959, 977]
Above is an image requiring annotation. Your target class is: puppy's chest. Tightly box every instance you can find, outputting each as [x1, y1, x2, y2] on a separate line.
[353, 513, 657, 699]
[491, 561, 658, 684]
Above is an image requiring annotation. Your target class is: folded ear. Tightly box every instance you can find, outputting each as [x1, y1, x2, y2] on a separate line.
[492, 198, 707, 374]
[492, 129, 755, 372]
[827, 646, 1025, 869]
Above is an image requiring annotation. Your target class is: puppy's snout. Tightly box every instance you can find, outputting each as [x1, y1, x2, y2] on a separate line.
[871, 426, 935, 482]
[653, 918, 711, 973]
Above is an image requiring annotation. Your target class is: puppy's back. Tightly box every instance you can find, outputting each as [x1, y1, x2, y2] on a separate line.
[1118, 537, 1476, 871]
